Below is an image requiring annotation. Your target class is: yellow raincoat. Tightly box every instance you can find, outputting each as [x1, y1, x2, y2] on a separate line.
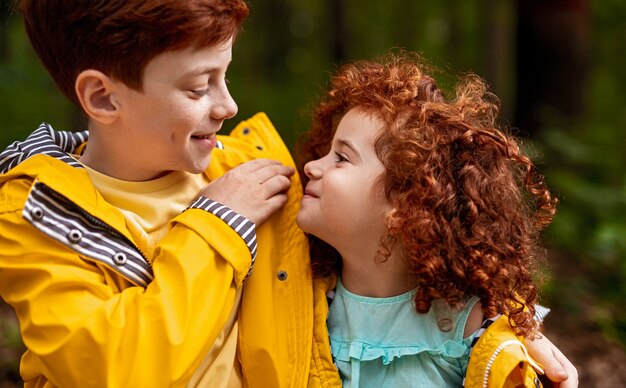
[465, 316, 545, 388]
[0, 113, 340, 387]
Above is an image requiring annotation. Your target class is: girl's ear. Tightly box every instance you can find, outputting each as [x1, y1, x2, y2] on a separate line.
[74, 70, 120, 124]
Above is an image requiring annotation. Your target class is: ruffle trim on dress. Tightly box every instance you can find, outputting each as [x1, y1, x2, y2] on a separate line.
[330, 337, 470, 365]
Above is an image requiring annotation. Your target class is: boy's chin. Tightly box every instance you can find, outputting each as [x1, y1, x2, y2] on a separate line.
[187, 159, 212, 174]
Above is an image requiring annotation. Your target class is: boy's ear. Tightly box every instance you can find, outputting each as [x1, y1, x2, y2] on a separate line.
[75, 70, 120, 124]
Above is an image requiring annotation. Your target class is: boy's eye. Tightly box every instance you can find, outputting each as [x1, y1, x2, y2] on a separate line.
[190, 88, 209, 97]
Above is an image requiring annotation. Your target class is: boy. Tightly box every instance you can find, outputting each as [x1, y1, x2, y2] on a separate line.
[0, 0, 336, 386]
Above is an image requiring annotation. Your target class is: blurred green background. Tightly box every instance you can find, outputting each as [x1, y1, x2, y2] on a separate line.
[1, 0, 625, 386]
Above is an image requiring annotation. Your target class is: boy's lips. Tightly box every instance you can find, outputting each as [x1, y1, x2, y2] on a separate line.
[191, 124, 221, 140]
[191, 133, 217, 148]
[191, 131, 217, 140]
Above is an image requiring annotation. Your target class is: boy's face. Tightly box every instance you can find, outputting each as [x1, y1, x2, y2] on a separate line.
[110, 38, 237, 180]
[297, 108, 393, 257]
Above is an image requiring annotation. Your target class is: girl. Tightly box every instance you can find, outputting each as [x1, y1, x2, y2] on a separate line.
[296, 52, 560, 387]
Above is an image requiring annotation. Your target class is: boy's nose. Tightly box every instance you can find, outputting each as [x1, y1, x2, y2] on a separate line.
[212, 89, 238, 120]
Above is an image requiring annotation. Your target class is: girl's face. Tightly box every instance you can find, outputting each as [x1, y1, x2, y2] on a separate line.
[297, 108, 393, 256]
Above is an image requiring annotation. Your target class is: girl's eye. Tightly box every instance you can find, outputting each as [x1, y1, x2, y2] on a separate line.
[334, 152, 348, 163]
[190, 88, 209, 98]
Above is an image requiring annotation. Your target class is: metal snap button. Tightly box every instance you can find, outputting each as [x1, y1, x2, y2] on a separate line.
[277, 270, 288, 281]
[256, 145, 263, 150]
[112, 252, 127, 266]
[67, 229, 83, 244]
[242, 128, 250, 135]
[30, 206, 44, 221]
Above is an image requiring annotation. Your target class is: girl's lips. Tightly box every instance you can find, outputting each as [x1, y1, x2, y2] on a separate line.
[303, 188, 319, 198]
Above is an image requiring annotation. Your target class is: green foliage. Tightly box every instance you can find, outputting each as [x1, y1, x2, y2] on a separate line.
[0, 305, 24, 383]
[0, 16, 74, 148]
[531, 0, 626, 343]
[537, 118, 626, 344]
[225, 0, 504, 150]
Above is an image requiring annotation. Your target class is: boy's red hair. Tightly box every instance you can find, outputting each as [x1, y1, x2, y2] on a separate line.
[19, 0, 249, 106]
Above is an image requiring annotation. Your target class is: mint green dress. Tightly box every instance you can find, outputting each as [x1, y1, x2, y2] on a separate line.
[327, 279, 479, 388]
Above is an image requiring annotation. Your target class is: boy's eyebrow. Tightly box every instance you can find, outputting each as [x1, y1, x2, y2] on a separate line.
[186, 60, 232, 76]
[186, 66, 218, 76]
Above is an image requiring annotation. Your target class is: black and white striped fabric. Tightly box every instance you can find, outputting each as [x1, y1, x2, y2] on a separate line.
[0, 123, 88, 174]
[24, 181, 155, 287]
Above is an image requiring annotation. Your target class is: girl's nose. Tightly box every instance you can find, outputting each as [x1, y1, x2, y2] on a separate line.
[303, 159, 322, 179]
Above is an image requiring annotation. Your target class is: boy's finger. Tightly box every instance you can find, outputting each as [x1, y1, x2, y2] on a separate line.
[252, 165, 294, 185]
[234, 158, 282, 173]
[543, 354, 578, 388]
[260, 174, 292, 199]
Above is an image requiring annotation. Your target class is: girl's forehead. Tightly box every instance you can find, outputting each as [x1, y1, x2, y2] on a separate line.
[334, 112, 375, 142]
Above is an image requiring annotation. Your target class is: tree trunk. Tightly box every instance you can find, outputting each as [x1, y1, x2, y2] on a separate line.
[329, 0, 347, 64]
[514, 0, 591, 136]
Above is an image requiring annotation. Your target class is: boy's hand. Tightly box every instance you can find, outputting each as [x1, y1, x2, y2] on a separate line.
[527, 334, 579, 387]
[199, 159, 295, 225]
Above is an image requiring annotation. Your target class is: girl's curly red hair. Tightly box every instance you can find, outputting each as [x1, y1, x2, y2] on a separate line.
[296, 52, 558, 337]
